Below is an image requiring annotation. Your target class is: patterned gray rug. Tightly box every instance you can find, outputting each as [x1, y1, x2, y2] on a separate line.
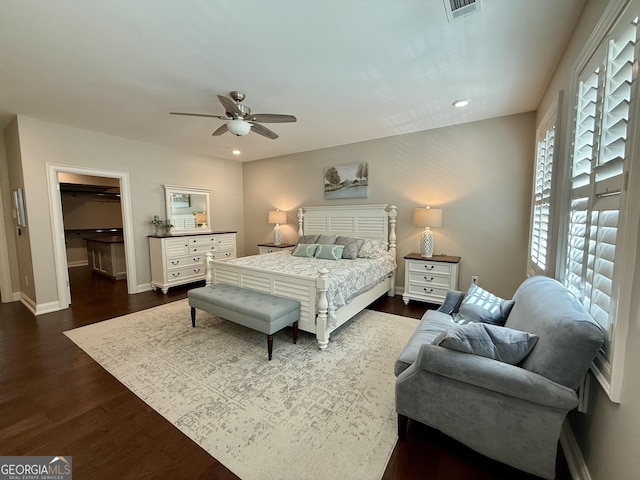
[64, 299, 417, 480]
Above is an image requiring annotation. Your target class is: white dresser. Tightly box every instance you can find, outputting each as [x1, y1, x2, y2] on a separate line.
[149, 232, 236, 293]
[402, 253, 461, 305]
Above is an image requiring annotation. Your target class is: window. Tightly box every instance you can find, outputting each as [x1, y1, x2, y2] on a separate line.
[562, 2, 638, 401]
[529, 104, 558, 276]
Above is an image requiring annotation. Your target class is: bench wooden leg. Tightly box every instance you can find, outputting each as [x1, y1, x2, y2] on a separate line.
[190, 307, 196, 328]
[267, 334, 274, 360]
[292, 321, 299, 344]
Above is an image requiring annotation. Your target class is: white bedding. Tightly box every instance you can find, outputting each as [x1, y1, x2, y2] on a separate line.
[225, 250, 397, 324]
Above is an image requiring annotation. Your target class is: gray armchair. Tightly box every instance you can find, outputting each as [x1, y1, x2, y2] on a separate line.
[395, 276, 604, 479]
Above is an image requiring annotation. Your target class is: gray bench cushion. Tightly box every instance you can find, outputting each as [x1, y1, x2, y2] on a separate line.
[188, 283, 300, 335]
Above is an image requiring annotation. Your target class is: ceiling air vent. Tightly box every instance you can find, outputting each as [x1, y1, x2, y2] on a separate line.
[443, 0, 481, 22]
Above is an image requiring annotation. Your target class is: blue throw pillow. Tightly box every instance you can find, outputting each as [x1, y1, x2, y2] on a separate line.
[433, 323, 538, 365]
[456, 284, 514, 326]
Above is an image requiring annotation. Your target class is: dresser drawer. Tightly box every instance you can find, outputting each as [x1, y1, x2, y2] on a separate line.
[189, 244, 218, 254]
[209, 250, 235, 261]
[166, 265, 205, 283]
[189, 235, 217, 246]
[166, 254, 205, 270]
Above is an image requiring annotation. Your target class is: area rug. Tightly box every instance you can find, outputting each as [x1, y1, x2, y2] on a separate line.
[64, 299, 417, 480]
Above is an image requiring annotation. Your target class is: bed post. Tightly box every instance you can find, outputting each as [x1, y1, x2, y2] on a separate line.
[316, 267, 330, 351]
[204, 251, 213, 286]
[388, 205, 397, 296]
[297, 208, 304, 236]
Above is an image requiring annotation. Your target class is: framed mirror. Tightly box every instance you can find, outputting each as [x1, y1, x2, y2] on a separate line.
[164, 185, 211, 234]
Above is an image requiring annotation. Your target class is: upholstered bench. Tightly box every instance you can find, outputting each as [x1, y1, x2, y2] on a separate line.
[188, 283, 300, 360]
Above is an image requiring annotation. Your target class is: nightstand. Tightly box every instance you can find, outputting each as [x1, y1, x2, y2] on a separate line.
[402, 253, 461, 305]
[258, 243, 295, 254]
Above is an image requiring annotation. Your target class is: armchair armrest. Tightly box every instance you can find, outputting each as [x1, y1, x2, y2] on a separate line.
[399, 343, 577, 410]
[437, 290, 465, 315]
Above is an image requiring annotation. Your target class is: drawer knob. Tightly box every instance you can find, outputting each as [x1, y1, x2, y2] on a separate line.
[193, 257, 201, 262]
[172, 272, 180, 277]
[193, 268, 201, 273]
[423, 287, 433, 293]
[424, 276, 434, 281]
[171, 260, 179, 265]
[424, 265, 435, 270]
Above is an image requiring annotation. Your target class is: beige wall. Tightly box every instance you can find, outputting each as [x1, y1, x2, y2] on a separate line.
[9, 115, 244, 307]
[242, 112, 535, 299]
[536, 0, 640, 478]
[0, 125, 21, 300]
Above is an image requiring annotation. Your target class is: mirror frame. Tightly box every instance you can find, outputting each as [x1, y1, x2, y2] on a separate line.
[164, 184, 212, 235]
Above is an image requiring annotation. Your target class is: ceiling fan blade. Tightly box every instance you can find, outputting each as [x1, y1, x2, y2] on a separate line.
[250, 122, 279, 139]
[248, 114, 297, 123]
[217, 95, 242, 116]
[212, 124, 228, 136]
[170, 112, 223, 119]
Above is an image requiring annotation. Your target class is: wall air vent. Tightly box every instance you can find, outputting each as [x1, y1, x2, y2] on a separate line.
[443, 0, 481, 22]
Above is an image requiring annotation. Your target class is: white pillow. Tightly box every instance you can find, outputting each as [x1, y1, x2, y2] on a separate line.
[357, 239, 388, 258]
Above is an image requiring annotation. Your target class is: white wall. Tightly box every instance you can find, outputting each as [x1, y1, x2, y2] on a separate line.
[242, 112, 535, 299]
[10, 115, 244, 307]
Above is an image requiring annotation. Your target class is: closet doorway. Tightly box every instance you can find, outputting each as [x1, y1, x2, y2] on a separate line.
[47, 165, 136, 310]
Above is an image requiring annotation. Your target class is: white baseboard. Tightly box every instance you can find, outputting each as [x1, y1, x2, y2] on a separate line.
[19, 292, 64, 315]
[19, 293, 36, 314]
[1, 291, 21, 303]
[68, 260, 89, 268]
[560, 421, 592, 480]
[137, 283, 153, 293]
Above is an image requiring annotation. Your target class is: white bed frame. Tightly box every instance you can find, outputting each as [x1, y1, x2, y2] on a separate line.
[204, 204, 397, 350]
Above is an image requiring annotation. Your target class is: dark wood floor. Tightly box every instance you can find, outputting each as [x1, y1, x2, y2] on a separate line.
[0, 267, 569, 479]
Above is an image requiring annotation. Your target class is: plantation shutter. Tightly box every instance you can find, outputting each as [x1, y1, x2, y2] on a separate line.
[565, 14, 637, 355]
[530, 125, 555, 273]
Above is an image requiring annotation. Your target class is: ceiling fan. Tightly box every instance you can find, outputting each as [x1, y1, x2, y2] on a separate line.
[170, 91, 297, 140]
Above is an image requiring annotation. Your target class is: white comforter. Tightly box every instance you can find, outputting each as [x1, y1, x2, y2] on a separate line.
[224, 251, 397, 324]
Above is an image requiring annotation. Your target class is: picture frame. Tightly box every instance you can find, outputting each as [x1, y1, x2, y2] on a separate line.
[13, 187, 27, 227]
[324, 162, 368, 199]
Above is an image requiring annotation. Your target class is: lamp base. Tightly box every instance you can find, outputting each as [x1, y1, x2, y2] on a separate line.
[420, 228, 434, 257]
[273, 224, 282, 245]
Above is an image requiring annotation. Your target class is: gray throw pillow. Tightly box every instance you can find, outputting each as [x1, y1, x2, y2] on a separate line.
[456, 284, 514, 326]
[296, 234, 319, 246]
[335, 236, 365, 259]
[433, 323, 538, 365]
[316, 235, 337, 245]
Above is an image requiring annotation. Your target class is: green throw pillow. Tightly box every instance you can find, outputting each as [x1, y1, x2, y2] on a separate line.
[292, 243, 318, 257]
[315, 244, 345, 260]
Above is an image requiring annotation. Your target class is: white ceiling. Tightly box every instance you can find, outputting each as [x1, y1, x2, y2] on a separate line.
[0, 0, 586, 162]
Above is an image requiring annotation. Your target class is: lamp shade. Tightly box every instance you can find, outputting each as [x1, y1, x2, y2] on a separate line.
[268, 210, 287, 225]
[413, 207, 442, 228]
[227, 119, 252, 136]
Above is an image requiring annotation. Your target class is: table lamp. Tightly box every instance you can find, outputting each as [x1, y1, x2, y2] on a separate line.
[268, 209, 287, 245]
[413, 206, 442, 257]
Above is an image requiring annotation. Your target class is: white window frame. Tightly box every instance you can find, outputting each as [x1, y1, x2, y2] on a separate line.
[559, 0, 639, 402]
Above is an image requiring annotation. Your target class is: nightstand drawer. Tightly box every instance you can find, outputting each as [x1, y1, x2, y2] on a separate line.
[408, 272, 451, 288]
[407, 261, 453, 276]
[405, 283, 449, 301]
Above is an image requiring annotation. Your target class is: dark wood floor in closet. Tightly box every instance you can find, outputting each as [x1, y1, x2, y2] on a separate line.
[0, 267, 569, 479]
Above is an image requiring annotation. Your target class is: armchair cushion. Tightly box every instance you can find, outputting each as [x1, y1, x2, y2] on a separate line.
[433, 323, 538, 365]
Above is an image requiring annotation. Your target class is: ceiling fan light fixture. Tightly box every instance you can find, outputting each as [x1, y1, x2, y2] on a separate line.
[227, 119, 252, 136]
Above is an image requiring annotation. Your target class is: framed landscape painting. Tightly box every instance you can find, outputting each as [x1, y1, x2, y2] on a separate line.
[324, 162, 368, 199]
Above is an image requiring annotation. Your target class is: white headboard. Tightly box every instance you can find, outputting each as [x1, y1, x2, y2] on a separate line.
[297, 204, 397, 256]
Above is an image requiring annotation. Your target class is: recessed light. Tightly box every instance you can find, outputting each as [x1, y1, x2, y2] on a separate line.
[452, 99, 470, 108]
[232, 150, 241, 155]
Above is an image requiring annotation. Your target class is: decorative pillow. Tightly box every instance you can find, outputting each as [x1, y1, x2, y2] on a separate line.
[314, 244, 345, 261]
[335, 236, 365, 259]
[291, 243, 318, 258]
[455, 284, 514, 326]
[433, 323, 538, 365]
[296, 234, 319, 246]
[316, 235, 337, 245]
[357, 239, 388, 258]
